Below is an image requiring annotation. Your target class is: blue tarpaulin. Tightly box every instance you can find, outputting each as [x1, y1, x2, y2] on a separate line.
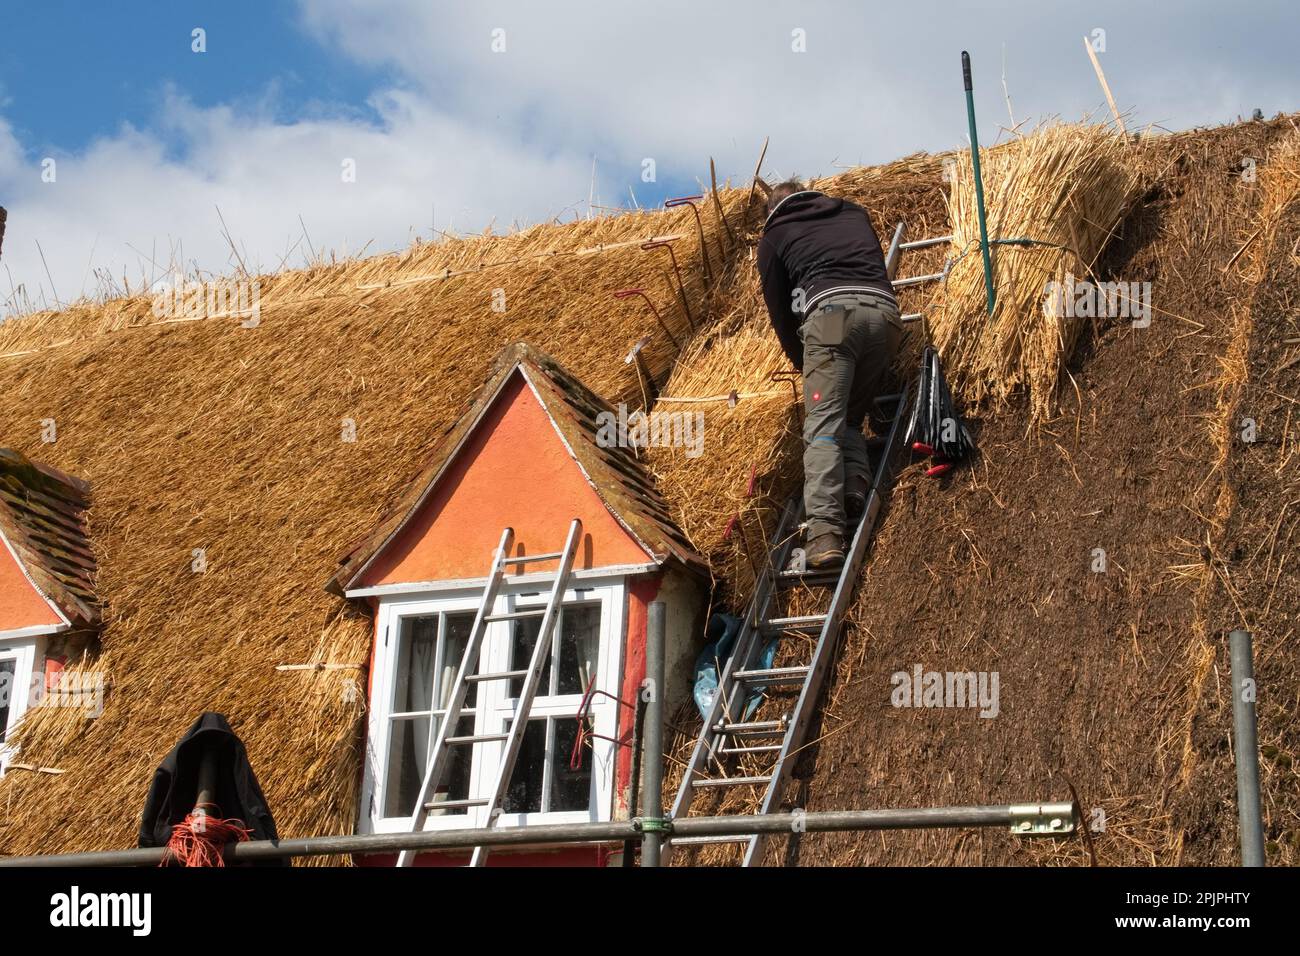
[693, 613, 777, 722]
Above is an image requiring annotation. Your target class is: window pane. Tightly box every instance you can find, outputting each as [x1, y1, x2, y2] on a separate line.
[557, 604, 601, 696]
[0, 658, 17, 744]
[425, 714, 474, 817]
[392, 616, 437, 713]
[440, 612, 477, 708]
[509, 616, 550, 697]
[551, 716, 593, 811]
[383, 714, 473, 818]
[503, 719, 547, 813]
[383, 715, 430, 817]
[510, 604, 602, 697]
[501, 718, 594, 815]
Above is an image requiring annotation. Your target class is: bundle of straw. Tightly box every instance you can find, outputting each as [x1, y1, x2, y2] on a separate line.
[931, 123, 1140, 420]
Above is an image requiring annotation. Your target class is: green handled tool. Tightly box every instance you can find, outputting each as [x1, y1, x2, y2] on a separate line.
[962, 50, 996, 317]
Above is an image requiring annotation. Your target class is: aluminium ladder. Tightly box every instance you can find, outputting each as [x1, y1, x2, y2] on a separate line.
[666, 223, 949, 866]
[396, 518, 583, 867]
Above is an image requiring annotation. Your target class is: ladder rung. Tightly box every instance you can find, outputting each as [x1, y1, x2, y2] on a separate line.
[484, 609, 546, 622]
[761, 614, 827, 632]
[465, 669, 528, 683]
[733, 665, 810, 682]
[502, 551, 564, 564]
[892, 272, 944, 288]
[671, 835, 754, 846]
[446, 733, 509, 745]
[692, 775, 772, 789]
[714, 719, 786, 734]
[720, 743, 783, 754]
[899, 235, 952, 250]
[777, 569, 839, 585]
[901, 312, 922, 323]
[422, 798, 489, 810]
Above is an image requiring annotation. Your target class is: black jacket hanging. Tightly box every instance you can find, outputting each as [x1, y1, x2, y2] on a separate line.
[138, 711, 286, 865]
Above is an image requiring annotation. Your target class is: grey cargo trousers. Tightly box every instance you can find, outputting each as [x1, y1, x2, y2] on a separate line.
[800, 291, 902, 540]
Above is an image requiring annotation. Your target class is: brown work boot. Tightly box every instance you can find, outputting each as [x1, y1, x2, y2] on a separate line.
[806, 532, 845, 568]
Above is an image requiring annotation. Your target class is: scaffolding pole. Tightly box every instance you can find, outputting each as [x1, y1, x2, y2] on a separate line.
[1230, 629, 1265, 866]
[0, 802, 1075, 867]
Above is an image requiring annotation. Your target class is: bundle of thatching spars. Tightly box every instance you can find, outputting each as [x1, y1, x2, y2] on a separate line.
[903, 345, 974, 478]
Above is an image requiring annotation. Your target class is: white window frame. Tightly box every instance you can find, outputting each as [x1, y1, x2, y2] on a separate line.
[0, 633, 43, 774]
[360, 576, 626, 835]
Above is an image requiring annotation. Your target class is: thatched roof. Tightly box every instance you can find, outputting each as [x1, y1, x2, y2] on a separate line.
[11, 117, 1292, 869]
[329, 341, 708, 594]
[0, 449, 97, 630]
[0, 192, 746, 859]
[656, 116, 1300, 868]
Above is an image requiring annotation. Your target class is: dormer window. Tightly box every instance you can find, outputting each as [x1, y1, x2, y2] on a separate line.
[328, 344, 708, 862]
[0, 637, 37, 753]
[366, 579, 624, 830]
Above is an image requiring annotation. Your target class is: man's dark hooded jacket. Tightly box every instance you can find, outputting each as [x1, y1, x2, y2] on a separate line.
[757, 190, 895, 366]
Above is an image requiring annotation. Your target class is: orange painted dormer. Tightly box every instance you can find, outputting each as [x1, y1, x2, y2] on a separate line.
[356, 372, 652, 588]
[330, 342, 706, 596]
[329, 344, 706, 864]
[0, 533, 63, 633]
[1, 450, 98, 757]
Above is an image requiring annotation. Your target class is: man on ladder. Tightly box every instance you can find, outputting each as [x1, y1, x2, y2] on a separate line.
[758, 180, 903, 568]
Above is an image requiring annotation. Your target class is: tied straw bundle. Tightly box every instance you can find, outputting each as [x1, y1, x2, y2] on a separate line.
[930, 122, 1142, 421]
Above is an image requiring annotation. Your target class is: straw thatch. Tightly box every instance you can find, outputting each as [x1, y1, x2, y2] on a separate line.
[930, 123, 1142, 421]
[780, 116, 1300, 867]
[1169, 129, 1300, 866]
[0, 192, 748, 861]
[655, 117, 1300, 868]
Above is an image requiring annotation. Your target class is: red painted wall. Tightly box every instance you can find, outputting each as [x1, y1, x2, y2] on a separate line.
[358, 372, 651, 587]
[614, 574, 660, 813]
[0, 534, 61, 632]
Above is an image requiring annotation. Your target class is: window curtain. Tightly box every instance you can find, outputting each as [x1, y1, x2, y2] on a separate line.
[565, 607, 600, 695]
[405, 618, 438, 811]
[437, 615, 470, 709]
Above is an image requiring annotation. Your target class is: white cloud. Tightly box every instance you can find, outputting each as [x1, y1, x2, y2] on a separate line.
[0, 90, 596, 312]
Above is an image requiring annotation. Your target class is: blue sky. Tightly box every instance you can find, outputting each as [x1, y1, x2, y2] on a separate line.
[1, 3, 389, 154]
[2, 1, 1299, 315]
